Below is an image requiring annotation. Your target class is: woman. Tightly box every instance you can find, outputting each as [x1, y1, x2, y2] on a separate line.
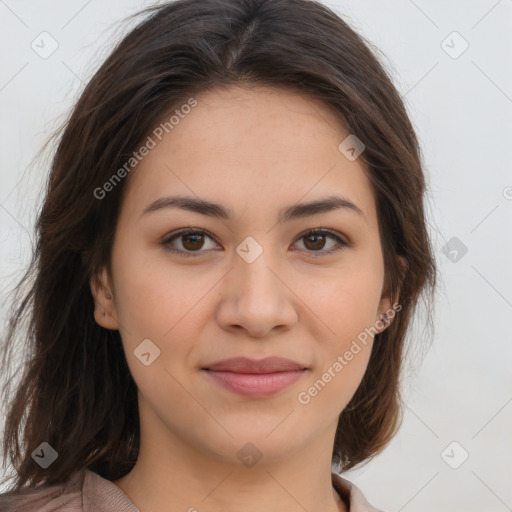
[0, 0, 437, 510]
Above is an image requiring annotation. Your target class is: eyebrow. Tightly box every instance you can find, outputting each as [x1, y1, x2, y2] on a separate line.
[138, 194, 365, 223]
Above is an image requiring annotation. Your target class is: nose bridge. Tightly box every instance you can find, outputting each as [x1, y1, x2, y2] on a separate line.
[216, 234, 297, 335]
[233, 234, 283, 303]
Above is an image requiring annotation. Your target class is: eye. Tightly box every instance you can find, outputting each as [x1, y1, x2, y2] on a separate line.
[161, 228, 219, 257]
[161, 227, 349, 257]
[292, 228, 348, 255]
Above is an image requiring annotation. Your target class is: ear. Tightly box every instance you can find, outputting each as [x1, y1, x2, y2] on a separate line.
[89, 267, 119, 330]
[375, 255, 407, 334]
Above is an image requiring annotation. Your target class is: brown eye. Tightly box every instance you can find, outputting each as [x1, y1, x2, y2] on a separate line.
[181, 233, 205, 251]
[293, 229, 348, 255]
[162, 229, 218, 257]
[303, 232, 327, 251]
[162, 227, 348, 258]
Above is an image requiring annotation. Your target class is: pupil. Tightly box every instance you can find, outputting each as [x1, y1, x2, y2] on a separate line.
[307, 234, 325, 250]
[184, 234, 203, 250]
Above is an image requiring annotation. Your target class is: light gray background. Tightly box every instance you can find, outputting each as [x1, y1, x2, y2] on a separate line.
[1, 1, 511, 510]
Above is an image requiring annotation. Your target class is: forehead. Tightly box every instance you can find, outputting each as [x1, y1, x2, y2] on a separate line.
[120, 85, 378, 228]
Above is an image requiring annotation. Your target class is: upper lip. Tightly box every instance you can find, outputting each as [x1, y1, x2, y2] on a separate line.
[203, 356, 306, 374]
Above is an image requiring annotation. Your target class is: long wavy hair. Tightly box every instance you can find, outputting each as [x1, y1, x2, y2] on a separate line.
[0, 0, 437, 491]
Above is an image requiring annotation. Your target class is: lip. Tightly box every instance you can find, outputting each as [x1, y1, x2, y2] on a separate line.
[202, 357, 308, 398]
[204, 356, 306, 373]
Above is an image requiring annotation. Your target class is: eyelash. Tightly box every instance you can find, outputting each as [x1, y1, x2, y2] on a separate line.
[161, 227, 349, 258]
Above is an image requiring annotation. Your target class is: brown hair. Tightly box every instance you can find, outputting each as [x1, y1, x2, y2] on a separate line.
[0, 0, 437, 491]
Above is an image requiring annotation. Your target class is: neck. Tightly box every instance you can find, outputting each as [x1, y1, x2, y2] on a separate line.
[113, 421, 347, 512]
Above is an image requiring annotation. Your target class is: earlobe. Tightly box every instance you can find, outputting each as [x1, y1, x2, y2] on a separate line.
[89, 268, 119, 330]
[376, 297, 393, 333]
[376, 255, 407, 333]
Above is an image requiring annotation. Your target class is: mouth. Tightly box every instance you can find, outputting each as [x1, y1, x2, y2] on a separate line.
[202, 356, 308, 398]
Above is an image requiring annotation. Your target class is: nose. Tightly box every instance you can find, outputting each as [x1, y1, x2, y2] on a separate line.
[215, 246, 298, 338]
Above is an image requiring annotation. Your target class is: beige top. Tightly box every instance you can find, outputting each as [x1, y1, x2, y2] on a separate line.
[0, 468, 385, 511]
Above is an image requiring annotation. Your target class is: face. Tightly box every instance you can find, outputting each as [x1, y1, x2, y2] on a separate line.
[91, 85, 396, 466]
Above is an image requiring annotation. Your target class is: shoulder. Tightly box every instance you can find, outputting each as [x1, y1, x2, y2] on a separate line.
[0, 468, 138, 512]
[332, 472, 387, 512]
[0, 469, 85, 511]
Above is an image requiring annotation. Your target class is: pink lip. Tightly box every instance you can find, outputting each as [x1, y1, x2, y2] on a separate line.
[202, 356, 308, 398]
[204, 369, 306, 397]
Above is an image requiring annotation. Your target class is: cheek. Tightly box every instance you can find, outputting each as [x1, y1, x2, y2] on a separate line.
[111, 249, 215, 388]
[296, 257, 383, 407]
[304, 346, 372, 421]
[305, 258, 384, 342]
[111, 259, 202, 409]
[112, 247, 208, 336]
[296, 292, 375, 418]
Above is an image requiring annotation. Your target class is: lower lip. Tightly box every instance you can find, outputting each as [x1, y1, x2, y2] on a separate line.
[203, 369, 306, 397]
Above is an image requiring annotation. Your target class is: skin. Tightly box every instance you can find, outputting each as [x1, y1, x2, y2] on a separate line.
[90, 85, 400, 512]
